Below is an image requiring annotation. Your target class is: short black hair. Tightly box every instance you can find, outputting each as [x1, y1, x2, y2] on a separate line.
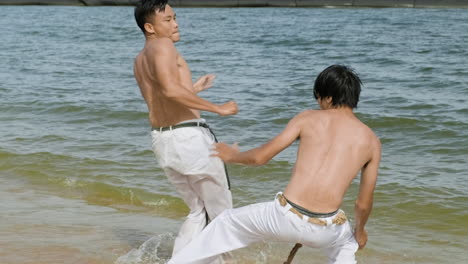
[313, 65, 362, 108]
[134, 0, 168, 34]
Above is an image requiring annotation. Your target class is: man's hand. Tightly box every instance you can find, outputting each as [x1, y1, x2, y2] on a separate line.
[193, 74, 216, 93]
[354, 228, 368, 250]
[217, 101, 238, 116]
[211, 142, 240, 163]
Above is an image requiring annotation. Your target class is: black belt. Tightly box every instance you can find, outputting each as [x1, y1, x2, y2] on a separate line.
[285, 196, 338, 218]
[151, 121, 231, 190]
[152, 122, 210, 132]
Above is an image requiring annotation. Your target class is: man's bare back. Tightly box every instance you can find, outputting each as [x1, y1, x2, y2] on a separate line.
[283, 108, 380, 213]
[214, 107, 380, 212]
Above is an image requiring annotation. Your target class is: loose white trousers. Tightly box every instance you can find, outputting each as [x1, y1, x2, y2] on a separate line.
[169, 193, 358, 264]
[151, 119, 233, 264]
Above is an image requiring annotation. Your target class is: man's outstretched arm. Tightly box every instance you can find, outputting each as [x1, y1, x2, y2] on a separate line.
[213, 112, 306, 166]
[354, 136, 381, 250]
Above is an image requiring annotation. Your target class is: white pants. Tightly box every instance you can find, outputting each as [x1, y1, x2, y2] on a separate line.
[151, 119, 233, 263]
[168, 192, 358, 264]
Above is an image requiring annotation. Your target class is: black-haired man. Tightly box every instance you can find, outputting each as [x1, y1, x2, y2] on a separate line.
[169, 65, 381, 264]
[133, 1, 238, 262]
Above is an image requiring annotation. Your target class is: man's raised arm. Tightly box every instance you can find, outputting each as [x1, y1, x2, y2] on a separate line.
[193, 74, 216, 94]
[153, 38, 238, 116]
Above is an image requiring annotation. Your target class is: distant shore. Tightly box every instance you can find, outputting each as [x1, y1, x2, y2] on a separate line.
[1, 0, 468, 8]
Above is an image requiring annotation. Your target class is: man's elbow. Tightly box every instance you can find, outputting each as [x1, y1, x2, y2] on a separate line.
[355, 199, 373, 212]
[251, 156, 268, 166]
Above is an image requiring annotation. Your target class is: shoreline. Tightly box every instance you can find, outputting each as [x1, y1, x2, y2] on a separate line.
[1, 0, 468, 8]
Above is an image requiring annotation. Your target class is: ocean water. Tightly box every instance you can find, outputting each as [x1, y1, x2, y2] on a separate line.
[0, 5, 467, 264]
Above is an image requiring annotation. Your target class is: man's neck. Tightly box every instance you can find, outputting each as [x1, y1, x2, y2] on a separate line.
[145, 34, 159, 41]
[324, 106, 355, 116]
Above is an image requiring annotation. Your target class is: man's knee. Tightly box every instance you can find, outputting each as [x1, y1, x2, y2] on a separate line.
[202, 189, 232, 216]
[326, 243, 358, 264]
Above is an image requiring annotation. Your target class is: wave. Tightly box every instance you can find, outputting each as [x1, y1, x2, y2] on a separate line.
[371, 183, 468, 236]
[0, 149, 187, 219]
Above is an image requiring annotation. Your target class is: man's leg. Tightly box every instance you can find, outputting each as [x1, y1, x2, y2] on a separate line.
[167, 126, 233, 262]
[189, 165, 232, 221]
[323, 222, 358, 264]
[167, 125, 232, 221]
[187, 169, 233, 263]
[195, 126, 233, 219]
[165, 168, 208, 255]
[168, 200, 289, 264]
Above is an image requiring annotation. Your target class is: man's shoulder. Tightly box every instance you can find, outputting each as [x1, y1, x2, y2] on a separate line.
[369, 129, 381, 149]
[295, 109, 320, 119]
[289, 110, 321, 126]
[356, 118, 378, 138]
[146, 38, 177, 54]
[140, 38, 178, 59]
[358, 121, 380, 150]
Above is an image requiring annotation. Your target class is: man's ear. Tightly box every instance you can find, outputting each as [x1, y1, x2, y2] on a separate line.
[325, 96, 333, 104]
[144, 23, 155, 34]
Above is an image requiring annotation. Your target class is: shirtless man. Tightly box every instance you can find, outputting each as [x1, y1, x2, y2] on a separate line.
[168, 65, 381, 264]
[133, 0, 238, 261]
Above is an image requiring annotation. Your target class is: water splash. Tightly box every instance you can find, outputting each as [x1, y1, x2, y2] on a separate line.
[115, 233, 175, 264]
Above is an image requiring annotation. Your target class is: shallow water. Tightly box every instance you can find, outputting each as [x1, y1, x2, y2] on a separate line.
[0, 6, 467, 264]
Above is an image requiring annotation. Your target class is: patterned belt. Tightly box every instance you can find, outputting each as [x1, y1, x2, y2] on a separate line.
[277, 194, 347, 226]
